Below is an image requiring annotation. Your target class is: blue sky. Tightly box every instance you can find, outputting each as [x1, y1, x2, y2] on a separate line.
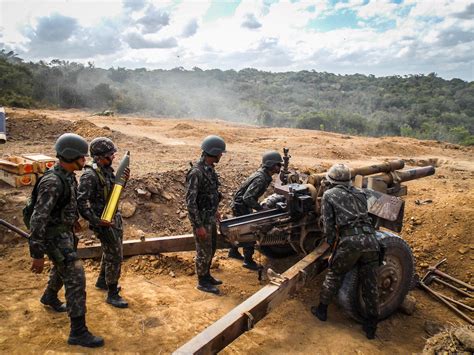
[0, 0, 472, 80]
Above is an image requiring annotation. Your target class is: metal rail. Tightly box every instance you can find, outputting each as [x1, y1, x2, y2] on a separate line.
[173, 242, 330, 355]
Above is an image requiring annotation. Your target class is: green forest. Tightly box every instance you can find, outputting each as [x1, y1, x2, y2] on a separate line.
[1, 50, 473, 145]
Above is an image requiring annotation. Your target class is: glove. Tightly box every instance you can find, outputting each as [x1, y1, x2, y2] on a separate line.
[123, 167, 130, 182]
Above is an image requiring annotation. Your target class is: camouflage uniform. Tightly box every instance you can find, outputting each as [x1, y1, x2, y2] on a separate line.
[77, 164, 123, 286]
[29, 164, 86, 318]
[185, 157, 221, 277]
[319, 184, 380, 319]
[231, 167, 273, 258]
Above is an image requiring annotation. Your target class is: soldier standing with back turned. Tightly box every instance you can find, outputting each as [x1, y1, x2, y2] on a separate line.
[229, 151, 283, 270]
[77, 137, 129, 308]
[185, 135, 226, 294]
[29, 133, 104, 348]
[311, 163, 380, 339]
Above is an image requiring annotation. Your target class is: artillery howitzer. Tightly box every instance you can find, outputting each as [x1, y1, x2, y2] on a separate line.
[0, 151, 436, 354]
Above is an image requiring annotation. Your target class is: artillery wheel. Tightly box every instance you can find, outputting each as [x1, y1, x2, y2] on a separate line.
[337, 231, 414, 322]
[259, 245, 297, 259]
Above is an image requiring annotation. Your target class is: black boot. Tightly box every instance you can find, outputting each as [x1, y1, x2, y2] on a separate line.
[68, 315, 104, 348]
[363, 317, 378, 339]
[197, 276, 220, 294]
[206, 274, 223, 285]
[242, 258, 259, 271]
[40, 291, 67, 313]
[311, 303, 328, 322]
[106, 284, 128, 308]
[228, 247, 244, 260]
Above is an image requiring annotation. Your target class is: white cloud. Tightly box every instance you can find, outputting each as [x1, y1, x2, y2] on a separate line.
[0, 0, 471, 80]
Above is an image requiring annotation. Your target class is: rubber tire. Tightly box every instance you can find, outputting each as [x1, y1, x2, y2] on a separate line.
[336, 231, 414, 322]
[259, 245, 297, 259]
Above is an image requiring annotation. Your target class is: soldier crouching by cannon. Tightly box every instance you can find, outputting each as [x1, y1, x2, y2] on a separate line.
[312, 163, 380, 339]
[229, 151, 283, 270]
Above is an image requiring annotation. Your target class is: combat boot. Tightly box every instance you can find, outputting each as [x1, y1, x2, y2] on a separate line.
[68, 315, 104, 348]
[206, 273, 223, 285]
[311, 303, 328, 321]
[197, 276, 220, 294]
[242, 258, 259, 271]
[40, 291, 67, 313]
[363, 317, 378, 339]
[106, 284, 128, 308]
[228, 247, 244, 260]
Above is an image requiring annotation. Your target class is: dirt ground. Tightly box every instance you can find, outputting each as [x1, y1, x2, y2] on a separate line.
[0, 108, 473, 354]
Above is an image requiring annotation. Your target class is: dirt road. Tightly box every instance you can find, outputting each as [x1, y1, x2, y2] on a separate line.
[0, 108, 472, 353]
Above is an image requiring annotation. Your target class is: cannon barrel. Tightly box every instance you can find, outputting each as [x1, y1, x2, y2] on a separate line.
[366, 165, 435, 187]
[308, 160, 405, 186]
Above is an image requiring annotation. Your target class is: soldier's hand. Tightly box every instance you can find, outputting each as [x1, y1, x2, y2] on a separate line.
[99, 220, 114, 228]
[31, 258, 45, 274]
[215, 211, 221, 223]
[196, 227, 207, 241]
[74, 220, 82, 233]
[123, 167, 131, 182]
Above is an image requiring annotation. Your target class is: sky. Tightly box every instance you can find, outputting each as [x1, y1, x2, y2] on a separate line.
[0, 0, 473, 81]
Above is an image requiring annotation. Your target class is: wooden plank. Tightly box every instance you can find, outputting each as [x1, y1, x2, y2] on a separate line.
[173, 242, 330, 355]
[77, 234, 231, 259]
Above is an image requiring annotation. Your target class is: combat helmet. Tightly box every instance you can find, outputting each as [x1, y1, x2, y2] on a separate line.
[90, 137, 117, 157]
[54, 133, 89, 161]
[201, 135, 226, 156]
[262, 151, 283, 169]
[326, 163, 351, 186]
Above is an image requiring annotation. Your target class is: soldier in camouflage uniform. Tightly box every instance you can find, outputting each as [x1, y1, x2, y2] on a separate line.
[312, 163, 380, 340]
[77, 137, 129, 308]
[29, 133, 104, 348]
[185, 135, 226, 294]
[229, 151, 283, 270]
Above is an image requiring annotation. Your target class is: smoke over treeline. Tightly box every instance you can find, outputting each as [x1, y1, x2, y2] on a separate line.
[1, 50, 473, 145]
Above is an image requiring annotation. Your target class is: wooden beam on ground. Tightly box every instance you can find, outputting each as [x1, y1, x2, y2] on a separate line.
[77, 234, 231, 259]
[173, 242, 330, 355]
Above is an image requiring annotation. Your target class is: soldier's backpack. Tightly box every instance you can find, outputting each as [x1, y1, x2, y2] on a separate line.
[22, 168, 71, 229]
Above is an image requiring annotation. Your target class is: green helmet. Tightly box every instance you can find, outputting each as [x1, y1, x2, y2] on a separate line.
[90, 137, 116, 157]
[326, 163, 351, 186]
[54, 133, 89, 161]
[201, 135, 226, 156]
[262, 151, 283, 169]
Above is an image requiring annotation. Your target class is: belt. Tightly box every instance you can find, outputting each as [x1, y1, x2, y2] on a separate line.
[340, 225, 374, 237]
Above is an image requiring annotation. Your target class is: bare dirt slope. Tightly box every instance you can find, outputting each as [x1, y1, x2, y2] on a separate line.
[0, 108, 472, 354]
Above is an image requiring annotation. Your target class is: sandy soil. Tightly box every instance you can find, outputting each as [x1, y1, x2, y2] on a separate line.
[0, 107, 472, 354]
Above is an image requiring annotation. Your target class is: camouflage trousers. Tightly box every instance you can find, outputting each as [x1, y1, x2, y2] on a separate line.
[194, 222, 217, 277]
[44, 232, 86, 318]
[320, 233, 380, 319]
[96, 227, 124, 285]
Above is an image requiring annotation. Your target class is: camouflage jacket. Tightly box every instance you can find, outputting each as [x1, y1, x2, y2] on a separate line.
[29, 164, 78, 258]
[321, 184, 372, 246]
[77, 163, 121, 230]
[231, 167, 272, 211]
[185, 157, 221, 228]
